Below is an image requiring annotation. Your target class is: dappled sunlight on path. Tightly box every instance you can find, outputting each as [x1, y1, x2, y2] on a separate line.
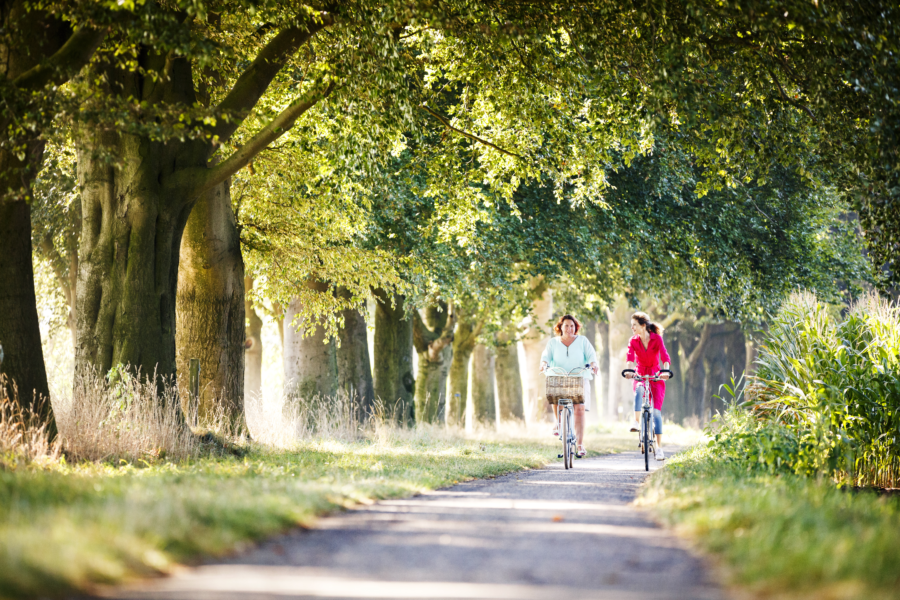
[97, 452, 722, 600]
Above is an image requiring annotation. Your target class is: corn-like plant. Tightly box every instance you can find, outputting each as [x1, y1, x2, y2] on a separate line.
[746, 291, 900, 487]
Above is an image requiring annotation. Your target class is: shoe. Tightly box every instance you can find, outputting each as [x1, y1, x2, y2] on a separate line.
[552, 424, 559, 436]
[629, 420, 640, 433]
[576, 445, 586, 458]
[655, 448, 666, 461]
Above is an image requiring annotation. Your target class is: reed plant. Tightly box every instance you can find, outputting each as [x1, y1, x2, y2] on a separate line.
[718, 291, 900, 488]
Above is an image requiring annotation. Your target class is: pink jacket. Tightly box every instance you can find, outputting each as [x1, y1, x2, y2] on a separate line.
[626, 333, 671, 410]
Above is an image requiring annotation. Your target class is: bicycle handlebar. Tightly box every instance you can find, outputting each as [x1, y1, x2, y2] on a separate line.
[544, 363, 592, 377]
[621, 368, 674, 380]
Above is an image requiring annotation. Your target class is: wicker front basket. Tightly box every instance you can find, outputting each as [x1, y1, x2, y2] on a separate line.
[546, 376, 585, 404]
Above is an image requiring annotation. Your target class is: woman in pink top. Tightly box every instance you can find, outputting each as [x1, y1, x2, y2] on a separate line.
[624, 311, 671, 460]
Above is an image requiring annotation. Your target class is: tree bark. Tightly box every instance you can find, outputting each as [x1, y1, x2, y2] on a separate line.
[73, 14, 330, 390]
[175, 179, 245, 426]
[495, 323, 524, 422]
[470, 343, 496, 426]
[448, 311, 482, 427]
[412, 303, 454, 424]
[581, 320, 597, 415]
[521, 276, 553, 421]
[283, 281, 337, 401]
[0, 2, 102, 427]
[373, 289, 415, 425]
[336, 287, 375, 418]
[0, 199, 53, 430]
[244, 277, 263, 403]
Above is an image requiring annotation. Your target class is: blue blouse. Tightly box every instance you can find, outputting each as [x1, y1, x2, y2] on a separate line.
[540, 336, 597, 379]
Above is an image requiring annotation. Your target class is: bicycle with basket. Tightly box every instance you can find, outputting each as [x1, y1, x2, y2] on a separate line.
[545, 365, 591, 470]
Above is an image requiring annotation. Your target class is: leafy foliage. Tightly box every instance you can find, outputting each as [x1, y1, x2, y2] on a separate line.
[709, 292, 900, 488]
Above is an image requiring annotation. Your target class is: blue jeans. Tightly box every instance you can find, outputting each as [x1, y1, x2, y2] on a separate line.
[634, 386, 663, 435]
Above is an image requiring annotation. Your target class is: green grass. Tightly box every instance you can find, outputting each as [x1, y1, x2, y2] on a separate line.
[0, 423, 635, 599]
[640, 443, 900, 600]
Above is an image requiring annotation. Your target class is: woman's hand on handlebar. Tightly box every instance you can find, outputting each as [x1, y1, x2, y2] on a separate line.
[540, 361, 548, 373]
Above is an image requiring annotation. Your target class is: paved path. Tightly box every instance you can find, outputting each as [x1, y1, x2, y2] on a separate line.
[100, 452, 723, 600]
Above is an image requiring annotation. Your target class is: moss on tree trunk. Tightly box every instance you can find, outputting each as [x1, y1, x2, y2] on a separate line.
[470, 343, 495, 426]
[495, 323, 523, 422]
[336, 287, 375, 418]
[372, 289, 414, 424]
[175, 179, 245, 427]
[413, 303, 453, 424]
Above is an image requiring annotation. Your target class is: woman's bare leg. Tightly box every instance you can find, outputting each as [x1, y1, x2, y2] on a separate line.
[575, 404, 586, 447]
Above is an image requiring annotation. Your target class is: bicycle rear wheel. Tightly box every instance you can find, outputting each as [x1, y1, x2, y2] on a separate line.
[561, 407, 571, 470]
[643, 410, 651, 472]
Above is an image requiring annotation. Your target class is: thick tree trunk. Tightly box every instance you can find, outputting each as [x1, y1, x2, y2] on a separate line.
[283, 281, 337, 400]
[244, 277, 263, 403]
[521, 277, 553, 421]
[176, 179, 245, 426]
[495, 323, 524, 422]
[596, 320, 610, 418]
[373, 289, 415, 425]
[0, 199, 53, 429]
[581, 320, 597, 417]
[470, 343, 495, 426]
[413, 303, 454, 424]
[448, 314, 480, 427]
[336, 287, 375, 417]
[74, 110, 207, 392]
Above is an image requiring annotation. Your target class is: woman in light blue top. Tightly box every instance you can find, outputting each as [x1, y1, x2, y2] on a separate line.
[539, 314, 598, 457]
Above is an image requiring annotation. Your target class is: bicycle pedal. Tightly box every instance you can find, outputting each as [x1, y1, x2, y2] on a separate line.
[558, 454, 564, 458]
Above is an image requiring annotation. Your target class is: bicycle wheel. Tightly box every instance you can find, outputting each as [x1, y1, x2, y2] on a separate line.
[567, 407, 574, 469]
[643, 410, 651, 472]
[561, 406, 571, 470]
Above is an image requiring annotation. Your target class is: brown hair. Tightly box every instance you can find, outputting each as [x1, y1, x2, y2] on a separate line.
[631, 311, 663, 335]
[553, 314, 582, 336]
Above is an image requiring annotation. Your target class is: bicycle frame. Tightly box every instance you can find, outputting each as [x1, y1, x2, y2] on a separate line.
[621, 369, 673, 471]
[544, 366, 590, 470]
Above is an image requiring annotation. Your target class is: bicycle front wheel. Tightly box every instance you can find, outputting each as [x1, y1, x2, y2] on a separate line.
[567, 408, 575, 469]
[643, 410, 651, 471]
[561, 408, 571, 470]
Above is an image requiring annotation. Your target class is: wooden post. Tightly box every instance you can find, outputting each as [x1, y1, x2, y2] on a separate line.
[189, 358, 201, 427]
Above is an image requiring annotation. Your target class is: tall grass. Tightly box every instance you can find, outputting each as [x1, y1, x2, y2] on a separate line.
[51, 368, 203, 462]
[0, 376, 61, 468]
[728, 291, 900, 487]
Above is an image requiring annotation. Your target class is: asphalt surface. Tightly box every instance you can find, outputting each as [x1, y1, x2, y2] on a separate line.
[98, 451, 724, 600]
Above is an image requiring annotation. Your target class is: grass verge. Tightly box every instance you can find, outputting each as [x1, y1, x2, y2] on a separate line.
[1, 422, 633, 599]
[639, 443, 900, 600]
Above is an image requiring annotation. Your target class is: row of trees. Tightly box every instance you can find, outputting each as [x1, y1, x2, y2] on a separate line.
[1, 1, 891, 433]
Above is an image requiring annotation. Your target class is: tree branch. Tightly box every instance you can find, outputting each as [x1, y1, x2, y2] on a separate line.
[764, 62, 817, 123]
[209, 12, 333, 145]
[420, 105, 524, 160]
[13, 27, 106, 91]
[169, 80, 334, 199]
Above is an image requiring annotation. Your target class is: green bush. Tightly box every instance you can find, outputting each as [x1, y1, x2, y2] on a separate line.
[717, 292, 900, 487]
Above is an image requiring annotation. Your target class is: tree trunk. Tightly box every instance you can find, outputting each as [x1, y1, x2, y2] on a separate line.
[596, 320, 610, 418]
[0, 199, 53, 430]
[521, 276, 553, 421]
[471, 343, 495, 426]
[283, 281, 337, 400]
[176, 179, 245, 426]
[581, 320, 597, 417]
[244, 277, 263, 403]
[448, 314, 480, 427]
[373, 289, 415, 425]
[336, 287, 375, 418]
[412, 303, 454, 424]
[495, 323, 524, 422]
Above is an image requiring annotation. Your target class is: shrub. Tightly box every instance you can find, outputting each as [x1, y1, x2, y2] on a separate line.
[719, 291, 900, 487]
